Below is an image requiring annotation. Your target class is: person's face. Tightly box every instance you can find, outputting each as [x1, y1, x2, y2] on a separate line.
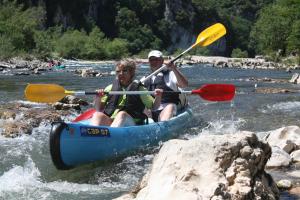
[149, 57, 164, 71]
[116, 65, 134, 87]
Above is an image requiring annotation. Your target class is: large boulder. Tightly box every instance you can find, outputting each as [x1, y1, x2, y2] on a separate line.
[115, 132, 279, 200]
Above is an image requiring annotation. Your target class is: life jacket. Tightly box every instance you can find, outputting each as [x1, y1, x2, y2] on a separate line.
[144, 70, 180, 104]
[103, 79, 148, 125]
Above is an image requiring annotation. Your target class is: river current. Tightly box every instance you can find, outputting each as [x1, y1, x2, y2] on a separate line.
[0, 62, 299, 199]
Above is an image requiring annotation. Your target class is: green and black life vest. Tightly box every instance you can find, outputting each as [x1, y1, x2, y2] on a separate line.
[144, 70, 180, 104]
[103, 79, 147, 125]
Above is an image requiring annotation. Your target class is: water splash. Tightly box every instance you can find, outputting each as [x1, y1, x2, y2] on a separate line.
[199, 118, 246, 136]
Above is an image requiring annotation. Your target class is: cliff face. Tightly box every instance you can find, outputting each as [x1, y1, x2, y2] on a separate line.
[164, 0, 196, 51]
[19, 0, 226, 53]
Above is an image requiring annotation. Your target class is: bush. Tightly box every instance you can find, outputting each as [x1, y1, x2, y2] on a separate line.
[84, 27, 108, 59]
[54, 29, 88, 58]
[0, 36, 15, 59]
[231, 48, 248, 58]
[0, 1, 45, 58]
[106, 38, 129, 59]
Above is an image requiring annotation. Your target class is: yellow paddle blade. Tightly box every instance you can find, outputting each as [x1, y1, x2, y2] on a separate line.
[25, 84, 67, 103]
[195, 23, 226, 47]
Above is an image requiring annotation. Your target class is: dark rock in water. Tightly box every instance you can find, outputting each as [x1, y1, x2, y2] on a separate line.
[51, 95, 90, 111]
[59, 95, 89, 106]
[53, 102, 81, 111]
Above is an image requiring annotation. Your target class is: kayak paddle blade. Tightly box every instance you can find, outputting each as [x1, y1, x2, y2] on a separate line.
[196, 23, 226, 47]
[193, 84, 235, 101]
[73, 109, 96, 122]
[25, 84, 67, 103]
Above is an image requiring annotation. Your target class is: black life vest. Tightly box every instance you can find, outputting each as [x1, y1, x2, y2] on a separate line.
[144, 70, 180, 104]
[103, 79, 148, 125]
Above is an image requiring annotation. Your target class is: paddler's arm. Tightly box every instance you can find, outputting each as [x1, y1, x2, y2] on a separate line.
[166, 62, 188, 88]
[139, 86, 162, 110]
[94, 84, 111, 111]
[152, 89, 163, 110]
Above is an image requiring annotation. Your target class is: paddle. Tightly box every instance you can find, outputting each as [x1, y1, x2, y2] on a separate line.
[140, 23, 226, 83]
[25, 83, 235, 103]
[25, 83, 235, 122]
[71, 83, 235, 122]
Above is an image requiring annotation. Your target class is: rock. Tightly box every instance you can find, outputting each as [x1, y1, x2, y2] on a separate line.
[277, 179, 292, 189]
[266, 146, 291, 168]
[1, 122, 33, 137]
[52, 102, 81, 111]
[289, 73, 300, 83]
[291, 150, 300, 162]
[59, 95, 89, 106]
[0, 103, 72, 138]
[264, 126, 300, 153]
[115, 132, 279, 200]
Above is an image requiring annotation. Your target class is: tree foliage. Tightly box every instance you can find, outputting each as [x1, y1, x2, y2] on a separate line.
[250, 0, 300, 56]
[0, 1, 44, 58]
[1, 0, 299, 62]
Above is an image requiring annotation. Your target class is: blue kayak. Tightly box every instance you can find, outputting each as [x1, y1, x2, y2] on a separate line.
[50, 107, 193, 170]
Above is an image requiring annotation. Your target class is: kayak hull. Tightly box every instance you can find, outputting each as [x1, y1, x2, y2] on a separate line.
[50, 108, 193, 170]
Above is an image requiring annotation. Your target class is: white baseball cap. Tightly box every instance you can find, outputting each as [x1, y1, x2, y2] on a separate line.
[148, 50, 163, 59]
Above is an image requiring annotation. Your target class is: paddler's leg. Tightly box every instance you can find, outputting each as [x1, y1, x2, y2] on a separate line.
[158, 103, 177, 121]
[90, 111, 113, 126]
[111, 111, 135, 127]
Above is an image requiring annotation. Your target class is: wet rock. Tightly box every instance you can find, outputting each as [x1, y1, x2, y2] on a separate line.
[59, 95, 89, 106]
[277, 179, 292, 189]
[0, 110, 17, 119]
[0, 103, 73, 138]
[1, 122, 32, 138]
[52, 102, 81, 111]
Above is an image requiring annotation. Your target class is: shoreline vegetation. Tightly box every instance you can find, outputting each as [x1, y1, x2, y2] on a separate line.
[1, 1, 299, 71]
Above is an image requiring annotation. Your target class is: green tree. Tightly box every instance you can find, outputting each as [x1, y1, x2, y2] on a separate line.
[250, 0, 299, 56]
[84, 26, 108, 59]
[0, 1, 45, 57]
[115, 7, 161, 54]
[106, 38, 129, 59]
[287, 20, 300, 55]
[54, 29, 88, 58]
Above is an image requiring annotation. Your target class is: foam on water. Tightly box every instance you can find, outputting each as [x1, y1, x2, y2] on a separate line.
[264, 101, 300, 112]
[0, 158, 110, 200]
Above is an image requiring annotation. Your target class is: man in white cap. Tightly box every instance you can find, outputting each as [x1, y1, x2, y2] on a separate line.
[143, 50, 188, 122]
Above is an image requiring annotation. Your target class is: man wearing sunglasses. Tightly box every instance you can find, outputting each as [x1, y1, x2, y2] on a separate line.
[144, 50, 188, 122]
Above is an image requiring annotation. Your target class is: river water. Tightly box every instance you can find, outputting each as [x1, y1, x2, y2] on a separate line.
[0, 62, 300, 199]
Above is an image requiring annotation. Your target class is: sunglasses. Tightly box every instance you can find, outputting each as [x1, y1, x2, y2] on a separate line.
[116, 69, 130, 75]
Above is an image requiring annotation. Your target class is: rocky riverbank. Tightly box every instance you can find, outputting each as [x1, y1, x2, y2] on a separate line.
[1, 55, 299, 76]
[115, 128, 300, 200]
